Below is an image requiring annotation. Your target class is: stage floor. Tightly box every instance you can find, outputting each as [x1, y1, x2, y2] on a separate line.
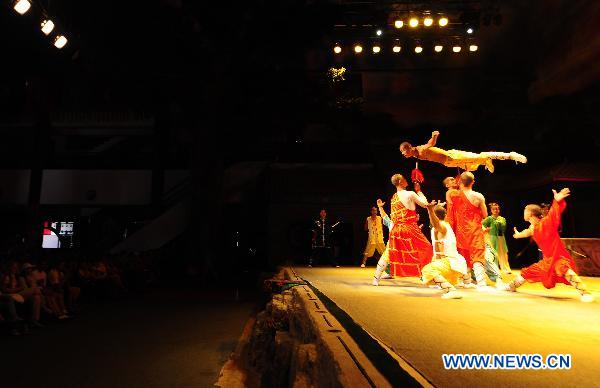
[293, 266, 600, 388]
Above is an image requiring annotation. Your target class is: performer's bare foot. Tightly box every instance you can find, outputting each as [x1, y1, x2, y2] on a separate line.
[381, 273, 393, 279]
[509, 152, 527, 164]
[360, 264, 366, 268]
[457, 282, 477, 289]
[372, 278, 379, 286]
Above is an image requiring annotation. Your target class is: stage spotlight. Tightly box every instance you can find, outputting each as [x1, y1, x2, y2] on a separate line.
[434, 45, 443, 52]
[409, 18, 419, 28]
[392, 45, 401, 53]
[372, 45, 381, 53]
[13, 0, 31, 15]
[439, 17, 448, 27]
[354, 44, 363, 54]
[54, 35, 68, 49]
[452, 45, 461, 53]
[414, 45, 423, 53]
[333, 45, 342, 54]
[467, 27, 474, 34]
[41, 20, 55, 35]
[469, 44, 478, 52]
[423, 17, 433, 27]
[376, 29, 382, 36]
[394, 20, 403, 29]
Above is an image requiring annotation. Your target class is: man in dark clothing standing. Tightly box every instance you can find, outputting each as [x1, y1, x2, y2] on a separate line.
[309, 209, 339, 267]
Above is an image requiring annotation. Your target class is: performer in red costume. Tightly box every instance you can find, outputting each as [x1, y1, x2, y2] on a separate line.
[446, 171, 500, 288]
[501, 188, 593, 302]
[387, 174, 432, 277]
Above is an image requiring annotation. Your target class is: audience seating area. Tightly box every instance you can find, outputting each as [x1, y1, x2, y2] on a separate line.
[0, 250, 160, 336]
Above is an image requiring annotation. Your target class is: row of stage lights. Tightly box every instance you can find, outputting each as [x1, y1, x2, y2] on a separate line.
[12, 0, 68, 49]
[333, 43, 478, 54]
[392, 16, 449, 29]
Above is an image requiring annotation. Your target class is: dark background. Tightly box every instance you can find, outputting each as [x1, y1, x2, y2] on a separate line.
[0, 0, 598, 276]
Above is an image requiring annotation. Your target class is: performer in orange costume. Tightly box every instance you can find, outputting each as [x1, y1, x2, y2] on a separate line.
[501, 188, 593, 302]
[387, 174, 432, 277]
[447, 172, 500, 288]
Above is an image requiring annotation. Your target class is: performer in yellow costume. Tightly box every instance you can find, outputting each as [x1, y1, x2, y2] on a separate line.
[399, 131, 527, 173]
[421, 201, 468, 299]
[361, 206, 386, 267]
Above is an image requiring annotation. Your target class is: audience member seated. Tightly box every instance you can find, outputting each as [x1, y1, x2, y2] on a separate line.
[1, 262, 42, 328]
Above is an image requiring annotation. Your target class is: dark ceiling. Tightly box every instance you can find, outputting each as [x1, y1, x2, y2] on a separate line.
[0, 0, 598, 170]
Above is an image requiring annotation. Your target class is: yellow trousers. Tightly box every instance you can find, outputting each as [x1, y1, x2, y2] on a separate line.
[364, 242, 386, 258]
[422, 257, 463, 285]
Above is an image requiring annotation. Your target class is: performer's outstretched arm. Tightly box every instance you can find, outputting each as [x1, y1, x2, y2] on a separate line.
[426, 131, 439, 148]
[541, 188, 569, 231]
[411, 182, 429, 208]
[377, 199, 394, 231]
[553, 187, 570, 202]
[513, 225, 533, 239]
[426, 201, 446, 237]
[418, 130, 440, 152]
[413, 191, 429, 208]
[376, 199, 388, 219]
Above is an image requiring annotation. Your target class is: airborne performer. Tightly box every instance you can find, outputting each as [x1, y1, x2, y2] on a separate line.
[399, 131, 527, 173]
